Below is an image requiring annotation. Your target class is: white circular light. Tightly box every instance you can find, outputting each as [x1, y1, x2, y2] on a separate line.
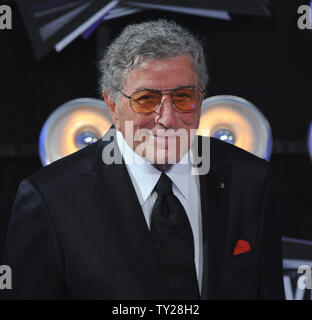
[39, 98, 112, 166]
[198, 95, 272, 160]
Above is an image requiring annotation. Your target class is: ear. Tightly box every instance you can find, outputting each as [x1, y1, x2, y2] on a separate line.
[103, 90, 119, 129]
[103, 90, 115, 113]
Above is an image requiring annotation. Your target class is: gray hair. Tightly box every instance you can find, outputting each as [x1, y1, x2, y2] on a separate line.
[98, 19, 208, 101]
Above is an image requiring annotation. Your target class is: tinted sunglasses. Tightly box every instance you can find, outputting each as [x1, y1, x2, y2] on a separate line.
[115, 86, 204, 114]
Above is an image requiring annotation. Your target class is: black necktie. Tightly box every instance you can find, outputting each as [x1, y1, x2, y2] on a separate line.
[150, 173, 200, 299]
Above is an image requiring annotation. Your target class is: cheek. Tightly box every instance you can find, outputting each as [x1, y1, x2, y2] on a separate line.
[133, 114, 155, 129]
[114, 103, 133, 130]
[116, 103, 130, 120]
[177, 111, 201, 128]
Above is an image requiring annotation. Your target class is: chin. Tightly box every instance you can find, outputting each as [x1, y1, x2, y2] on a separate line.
[135, 136, 188, 165]
[145, 148, 184, 165]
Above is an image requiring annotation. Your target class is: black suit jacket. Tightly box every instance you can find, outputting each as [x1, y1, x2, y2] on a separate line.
[1, 132, 284, 299]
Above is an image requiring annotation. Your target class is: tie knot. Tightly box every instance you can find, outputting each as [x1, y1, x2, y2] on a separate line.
[155, 173, 173, 196]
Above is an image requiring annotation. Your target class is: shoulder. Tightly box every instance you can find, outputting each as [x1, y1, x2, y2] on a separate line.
[207, 136, 269, 180]
[29, 138, 103, 190]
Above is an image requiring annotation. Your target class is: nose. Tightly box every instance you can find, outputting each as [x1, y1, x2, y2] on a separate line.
[154, 94, 177, 128]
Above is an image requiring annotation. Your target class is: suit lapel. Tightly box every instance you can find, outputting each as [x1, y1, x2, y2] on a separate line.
[200, 162, 231, 299]
[87, 131, 173, 299]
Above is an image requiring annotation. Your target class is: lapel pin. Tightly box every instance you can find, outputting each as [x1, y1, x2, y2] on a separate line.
[219, 182, 225, 189]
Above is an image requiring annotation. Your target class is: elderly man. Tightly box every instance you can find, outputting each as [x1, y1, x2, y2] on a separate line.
[1, 20, 284, 299]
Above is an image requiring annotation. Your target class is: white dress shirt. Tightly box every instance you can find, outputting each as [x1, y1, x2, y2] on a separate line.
[116, 131, 203, 292]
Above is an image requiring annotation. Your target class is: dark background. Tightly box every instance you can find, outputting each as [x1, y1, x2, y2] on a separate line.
[0, 0, 311, 258]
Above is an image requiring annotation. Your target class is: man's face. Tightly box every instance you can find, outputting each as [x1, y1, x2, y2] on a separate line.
[104, 55, 202, 165]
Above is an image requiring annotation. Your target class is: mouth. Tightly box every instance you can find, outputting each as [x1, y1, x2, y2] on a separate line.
[151, 134, 177, 142]
[151, 128, 178, 138]
[149, 134, 180, 151]
[152, 134, 176, 138]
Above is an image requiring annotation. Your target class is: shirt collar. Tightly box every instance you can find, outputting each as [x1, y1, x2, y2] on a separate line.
[166, 153, 191, 201]
[116, 130, 191, 205]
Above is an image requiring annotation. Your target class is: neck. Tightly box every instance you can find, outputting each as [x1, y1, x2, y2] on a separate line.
[152, 163, 173, 172]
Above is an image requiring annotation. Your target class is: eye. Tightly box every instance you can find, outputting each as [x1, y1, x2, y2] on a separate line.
[176, 93, 189, 98]
[173, 90, 194, 99]
[132, 90, 160, 103]
[136, 94, 155, 101]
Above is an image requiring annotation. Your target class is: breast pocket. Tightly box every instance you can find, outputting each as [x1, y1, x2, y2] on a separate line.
[219, 251, 259, 299]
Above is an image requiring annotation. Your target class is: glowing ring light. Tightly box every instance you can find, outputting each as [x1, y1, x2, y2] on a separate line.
[198, 95, 272, 160]
[39, 98, 112, 166]
[308, 121, 312, 161]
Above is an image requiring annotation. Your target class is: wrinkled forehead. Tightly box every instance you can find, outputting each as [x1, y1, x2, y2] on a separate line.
[122, 55, 198, 91]
[128, 54, 195, 73]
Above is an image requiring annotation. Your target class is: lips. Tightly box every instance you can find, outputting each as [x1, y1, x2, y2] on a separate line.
[151, 135, 178, 142]
[151, 128, 178, 138]
[152, 134, 177, 138]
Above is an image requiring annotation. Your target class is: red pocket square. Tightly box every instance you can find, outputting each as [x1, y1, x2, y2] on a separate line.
[233, 239, 251, 256]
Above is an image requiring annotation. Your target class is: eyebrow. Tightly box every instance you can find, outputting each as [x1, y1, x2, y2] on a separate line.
[131, 85, 197, 95]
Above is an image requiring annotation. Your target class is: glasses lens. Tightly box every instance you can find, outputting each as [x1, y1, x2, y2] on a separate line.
[171, 87, 202, 112]
[131, 90, 162, 113]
